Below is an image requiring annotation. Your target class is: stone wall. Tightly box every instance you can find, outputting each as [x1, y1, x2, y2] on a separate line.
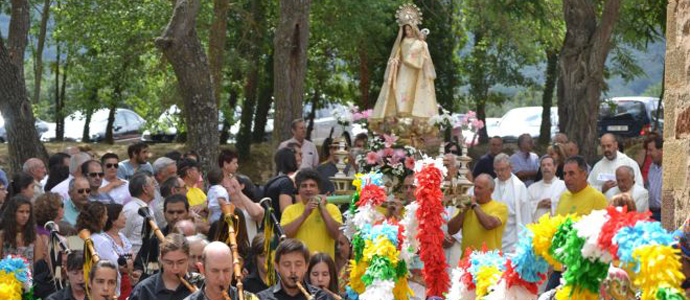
[662, 0, 690, 230]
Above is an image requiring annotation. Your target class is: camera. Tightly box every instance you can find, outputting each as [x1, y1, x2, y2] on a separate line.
[117, 253, 132, 266]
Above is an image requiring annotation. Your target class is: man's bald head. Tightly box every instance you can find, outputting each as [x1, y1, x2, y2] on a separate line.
[173, 219, 197, 237]
[23, 158, 46, 181]
[201, 241, 232, 267]
[475, 174, 495, 190]
[600, 134, 619, 160]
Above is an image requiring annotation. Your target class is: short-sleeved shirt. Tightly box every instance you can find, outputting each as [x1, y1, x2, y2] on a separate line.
[130, 271, 193, 300]
[263, 176, 297, 222]
[461, 200, 509, 257]
[555, 185, 608, 217]
[117, 161, 154, 180]
[186, 187, 207, 206]
[62, 198, 80, 226]
[101, 178, 132, 205]
[510, 151, 540, 186]
[280, 201, 343, 258]
[207, 185, 229, 223]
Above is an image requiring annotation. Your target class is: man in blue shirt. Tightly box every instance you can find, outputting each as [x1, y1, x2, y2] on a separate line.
[62, 177, 91, 226]
[118, 142, 154, 180]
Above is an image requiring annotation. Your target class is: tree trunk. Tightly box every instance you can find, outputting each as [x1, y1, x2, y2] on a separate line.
[56, 52, 68, 141]
[0, 0, 49, 172]
[538, 50, 559, 145]
[82, 103, 94, 142]
[272, 0, 311, 144]
[219, 67, 241, 144]
[156, 0, 219, 172]
[208, 0, 229, 106]
[253, 53, 274, 143]
[104, 102, 117, 144]
[469, 31, 490, 144]
[32, 0, 51, 105]
[54, 42, 62, 140]
[358, 44, 370, 109]
[237, 0, 263, 160]
[558, 0, 622, 162]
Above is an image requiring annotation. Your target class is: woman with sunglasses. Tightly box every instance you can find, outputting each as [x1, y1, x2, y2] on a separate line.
[100, 153, 132, 205]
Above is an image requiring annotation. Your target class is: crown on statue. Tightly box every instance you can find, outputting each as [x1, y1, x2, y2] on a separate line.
[395, 3, 423, 27]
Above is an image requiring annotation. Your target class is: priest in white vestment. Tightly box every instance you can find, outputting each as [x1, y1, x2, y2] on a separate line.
[491, 153, 532, 254]
[528, 156, 566, 220]
[588, 134, 643, 193]
[605, 165, 649, 212]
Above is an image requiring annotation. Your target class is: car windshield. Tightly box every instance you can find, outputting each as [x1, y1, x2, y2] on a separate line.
[599, 101, 647, 118]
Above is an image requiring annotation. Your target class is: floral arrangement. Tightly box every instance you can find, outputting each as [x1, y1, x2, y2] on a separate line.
[332, 104, 372, 127]
[0, 255, 34, 300]
[428, 109, 485, 133]
[356, 134, 418, 192]
[447, 206, 686, 300]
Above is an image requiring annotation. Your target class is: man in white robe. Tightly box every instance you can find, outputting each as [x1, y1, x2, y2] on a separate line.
[491, 153, 532, 254]
[528, 156, 566, 220]
[605, 165, 649, 212]
[588, 134, 642, 193]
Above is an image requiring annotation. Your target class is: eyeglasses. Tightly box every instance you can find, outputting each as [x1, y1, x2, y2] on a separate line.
[105, 163, 119, 169]
[88, 172, 105, 178]
[77, 188, 91, 194]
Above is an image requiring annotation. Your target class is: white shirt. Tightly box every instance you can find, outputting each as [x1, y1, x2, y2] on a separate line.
[122, 197, 157, 255]
[588, 151, 643, 191]
[527, 178, 566, 220]
[605, 185, 649, 213]
[50, 175, 74, 202]
[207, 185, 230, 223]
[492, 174, 532, 254]
[100, 178, 132, 205]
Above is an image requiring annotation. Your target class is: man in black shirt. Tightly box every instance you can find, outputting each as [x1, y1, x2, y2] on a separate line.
[46, 251, 86, 300]
[133, 194, 190, 282]
[183, 242, 258, 300]
[130, 233, 199, 300]
[472, 136, 504, 179]
[256, 239, 332, 300]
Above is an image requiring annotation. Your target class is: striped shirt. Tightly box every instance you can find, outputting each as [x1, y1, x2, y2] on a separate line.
[647, 163, 662, 209]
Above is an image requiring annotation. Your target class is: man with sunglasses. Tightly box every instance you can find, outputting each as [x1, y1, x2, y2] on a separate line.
[62, 177, 91, 226]
[81, 160, 115, 203]
[100, 153, 132, 205]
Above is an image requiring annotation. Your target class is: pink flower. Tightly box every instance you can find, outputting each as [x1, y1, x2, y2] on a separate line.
[383, 134, 398, 148]
[467, 110, 477, 118]
[383, 148, 395, 157]
[366, 152, 380, 165]
[361, 109, 373, 119]
[394, 149, 406, 159]
[404, 157, 416, 170]
[472, 119, 485, 129]
[389, 154, 402, 165]
[352, 112, 364, 122]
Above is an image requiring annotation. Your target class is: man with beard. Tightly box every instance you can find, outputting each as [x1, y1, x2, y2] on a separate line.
[528, 156, 566, 219]
[256, 239, 332, 300]
[118, 142, 154, 180]
[588, 134, 642, 193]
[183, 242, 259, 300]
[46, 251, 86, 300]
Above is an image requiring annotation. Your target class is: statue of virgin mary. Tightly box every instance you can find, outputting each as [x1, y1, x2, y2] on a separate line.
[370, 4, 438, 128]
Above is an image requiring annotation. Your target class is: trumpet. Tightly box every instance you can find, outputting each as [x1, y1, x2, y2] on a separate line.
[296, 281, 314, 300]
[137, 206, 198, 293]
[219, 202, 245, 300]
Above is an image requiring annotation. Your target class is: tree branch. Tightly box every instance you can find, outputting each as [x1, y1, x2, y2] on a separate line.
[590, 0, 623, 68]
[8, 0, 30, 68]
[158, 0, 201, 43]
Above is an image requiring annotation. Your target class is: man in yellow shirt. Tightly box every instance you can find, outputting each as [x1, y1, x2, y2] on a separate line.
[547, 155, 609, 292]
[281, 169, 343, 258]
[448, 174, 508, 257]
[177, 158, 207, 207]
[555, 155, 608, 217]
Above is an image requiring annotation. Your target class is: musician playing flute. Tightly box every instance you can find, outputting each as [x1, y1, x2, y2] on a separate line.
[256, 239, 333, 300]
[131, 233, 200, 300]
[46, 251, 86, 300]
[88, 260, 119, 300]
[184, 241, 258, 300]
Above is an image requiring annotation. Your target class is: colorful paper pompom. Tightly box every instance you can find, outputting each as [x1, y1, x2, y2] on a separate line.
[0, 271, 21, 300]
[573, 209, 613, 262]
[632, 245, 685, 300]
[475, 266, 503, 297]
[597, 206, 650, 257]
[510, 228, 549, 283]
[357, 184, 387, 207]
[613, 221, 676, 270]
[554, 285, 598, 300]
[528, 214, 573, 270]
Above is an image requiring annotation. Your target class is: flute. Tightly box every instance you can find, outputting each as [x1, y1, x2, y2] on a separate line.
[79, 230, 119, 300]
[258, 198, 287, 241]
[323, 287, 342, 300]
[221, 287, 232, 300]
[220, 202, 245, 300]
[296, 281, 314, 300]
[137, 207, 198, 293]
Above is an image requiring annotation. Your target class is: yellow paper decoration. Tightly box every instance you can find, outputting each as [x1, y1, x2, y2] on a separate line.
[393, 276, 414, 300]
[349, 259, 369, 294]
[475, 266, 503, 297]
[528, 214, 578, 271]
[363, 237, 400, 265]
[353, 174, 364, 192]
[0, 271, 22, 300]
[555, 285, 599, 300]
[632, 244, 685, 300]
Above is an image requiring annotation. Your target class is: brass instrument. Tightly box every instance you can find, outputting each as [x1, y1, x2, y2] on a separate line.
[220, 202, 245, 300]
[138, 206, 198, 293]
[296, 281, 314, 300]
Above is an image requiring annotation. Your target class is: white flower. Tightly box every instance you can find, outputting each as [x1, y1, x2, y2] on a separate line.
[413, 155, 448, 177]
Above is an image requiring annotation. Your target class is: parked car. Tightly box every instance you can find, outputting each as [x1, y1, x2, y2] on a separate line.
[495, 106, 559, 143]
[0, 113, 55, 143]
[303, 103, 368, 146]
[41, 108, 146, 142]
[597, 97, 663, 138]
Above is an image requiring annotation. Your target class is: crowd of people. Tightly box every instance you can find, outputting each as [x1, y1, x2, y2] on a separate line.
[0, 116, 672, 299]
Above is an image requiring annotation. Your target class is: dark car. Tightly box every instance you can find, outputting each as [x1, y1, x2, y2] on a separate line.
[597, 97, 663, 138]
